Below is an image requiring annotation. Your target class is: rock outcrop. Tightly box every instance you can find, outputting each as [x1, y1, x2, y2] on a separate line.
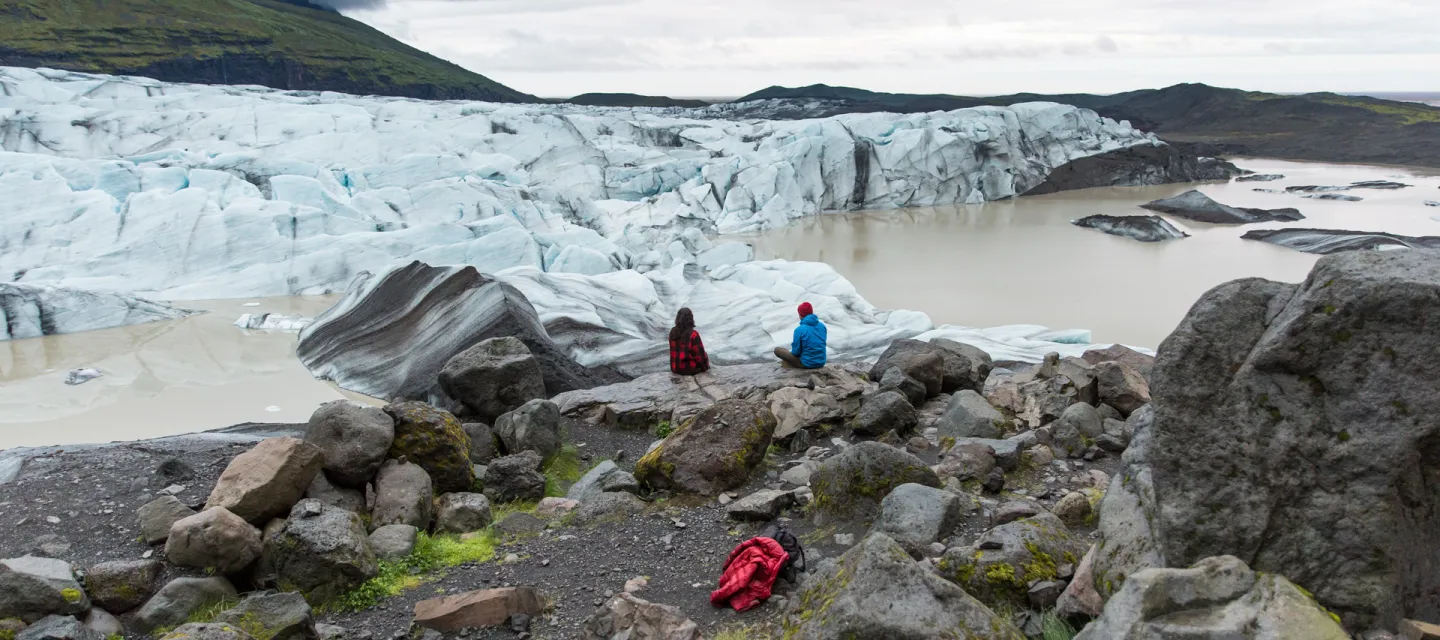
[1091, 250, 1440, 630]
[0, 283, 194, 340]
[1140, 190, 1303, 224]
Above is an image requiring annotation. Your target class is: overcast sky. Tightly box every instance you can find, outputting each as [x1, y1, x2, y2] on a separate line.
[340, 0, 1440, 98]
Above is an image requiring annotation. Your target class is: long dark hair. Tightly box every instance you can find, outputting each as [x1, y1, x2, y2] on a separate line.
[669, 307, 695, 343]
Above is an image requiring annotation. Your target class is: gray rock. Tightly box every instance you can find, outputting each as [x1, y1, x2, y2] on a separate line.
[582, 593, 700, 640]
[1096, 403, 1123, 422]
[383, 401, 475, 495]
[216, 591, 317, 640]
[1057, 357, 1100, 406]
[1028, 580, 1065, 610]
[136, 496, 196, 545]
[810, 442, 940, 520]
[868, 483, 964, 558]
[266, 500, 378, 602]
[767, 387, 844, 441]
[206, 436, 325, 525]
[782, 534, 1023, 639]
[573, 492, 646, 524]
[462, 422, 496, 464]
[1055, 544, 1104, 621]
[725, 489, 794, 522]
[482, 451, 546, 504]
[1051, 406, 1088, 459]
[937, 512, 1087, 610]
[15, 615, 99, 640]
[879, 367, 927, 407]
[81, 609, 122, 637]
[133, 577, 237, 634]
[304, 472, 366, 515]
[849, 390, 918, 437]
[368, 524, 418, 559]
[935, 390, 1007, 439]
[600, 470, 639, 495]
[0, 556, 89, 623]
[634, 399, 776, 496]
[166, 507, 263, 573]
[493, 512, 545, 536]
[438, 336, 547, 423]
[435, 493, 493, 534]
[157, 623, 256, 639]
[567, 460, 625, 504]
[991, 500, 1044, 528]
[494, 399, 563, 462]
[304, 400, 395, 488]
[84, 559, 161, 614]
[1093, 251, 1440, 629]
[779, 461, 817, 486]
[1076, 556, 1348, 640]
[1095, 433, 1128, 452]
[982, 467, 1005, 493]
[930, 338, 994, 394]
[952, 437, 1021, 470]
[1052, 491, 1093, 527]
[1017, 375, 1079, 428]
[869, 340, 946, 398]
[314, 624, 348, 640]
[370, 458, 433, 531]
[1093, 361, 1150, 417]
[933, 442, 996, 482]
[1064, 402, 1104, 438]
[1082, 344, 1155, 380]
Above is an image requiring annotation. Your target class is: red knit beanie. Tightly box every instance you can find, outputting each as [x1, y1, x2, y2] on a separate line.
[797, 302, 813, 318]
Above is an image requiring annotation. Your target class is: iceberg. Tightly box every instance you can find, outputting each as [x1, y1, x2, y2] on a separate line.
[0, 283, 195, 341]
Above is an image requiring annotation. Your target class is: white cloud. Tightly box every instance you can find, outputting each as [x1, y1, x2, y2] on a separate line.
[346, 0, 1440, 97]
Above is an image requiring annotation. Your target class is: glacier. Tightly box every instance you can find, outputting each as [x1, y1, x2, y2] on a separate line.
[0, 66, 1162, 364]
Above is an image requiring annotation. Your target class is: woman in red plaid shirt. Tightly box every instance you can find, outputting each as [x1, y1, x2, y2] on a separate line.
[668, 307, 710, 375]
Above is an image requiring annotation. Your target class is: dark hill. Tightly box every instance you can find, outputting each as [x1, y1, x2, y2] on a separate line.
[563, 93, 710, 109]
[0, 0, 537, 102]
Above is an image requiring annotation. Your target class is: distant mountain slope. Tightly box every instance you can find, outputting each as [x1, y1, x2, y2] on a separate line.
[735, 83, 1440, 167]
[563, 93, 709, 109]
[0, 0, 536, 102]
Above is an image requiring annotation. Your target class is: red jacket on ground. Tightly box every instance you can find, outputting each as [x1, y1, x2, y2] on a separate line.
[669, 329, 710, 375]
[710, 536, 788, 612]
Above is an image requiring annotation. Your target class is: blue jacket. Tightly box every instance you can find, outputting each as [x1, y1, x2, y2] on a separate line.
[790, 314, 828, 368]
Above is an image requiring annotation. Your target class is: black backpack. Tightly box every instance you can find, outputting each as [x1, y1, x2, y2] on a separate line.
[760, 524, 806, 584]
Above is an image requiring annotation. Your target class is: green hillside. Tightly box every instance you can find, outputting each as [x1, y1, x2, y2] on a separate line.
[0, 0, 536, 102]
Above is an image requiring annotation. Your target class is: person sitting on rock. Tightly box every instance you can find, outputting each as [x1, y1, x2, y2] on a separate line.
[775, 302, 827, 369]
[669, 307, 710, 375]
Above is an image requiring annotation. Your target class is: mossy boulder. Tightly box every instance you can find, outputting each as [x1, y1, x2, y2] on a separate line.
[809, 442, 940, 521]
[214, 591, 316, 640]
[0, 556, 89, 623]
[84, 559, 162, 614]
[266, 500, 378, 603]
[633, 399, 776, 496]
[781, 533, 1023, 640]
[384, 401, 475, 494]
[936, 512, 1086, 610]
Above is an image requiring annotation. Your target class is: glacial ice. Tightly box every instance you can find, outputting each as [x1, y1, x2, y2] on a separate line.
[0, 67, 1161, 362]
[0, 283, 195, 340]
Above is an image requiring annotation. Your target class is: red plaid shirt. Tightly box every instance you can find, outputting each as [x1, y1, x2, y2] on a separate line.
[669, 329, 710, 375]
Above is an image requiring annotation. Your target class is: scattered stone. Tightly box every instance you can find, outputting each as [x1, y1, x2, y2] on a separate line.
[81, 608, 123, 636]
[435, 493, 493, 534]
[166, 507, 263, 573]
[934, 390, 1007, 439]
[368, 525, 419, 560]
[384, 401, 475, 495]
[206, 436, 324, 524]
[933, 442, 996, 482]
[133, 577, 238, 634]
[482, 451, 546, 504]
[879, 367, 927, 407]
[779, 461, 818, 486]
[634, 399, 777, 495]
[315, 624, 347, 640]
[370, 458, 434, 531]
[494, 399, 563, 463]
[623, 577, 648, 594]
[494, 512, 545, 536]
[304, 472, 366, 515]
[15, 615, 97, 640]
[725, 489, 793, 522]
[938, 512, 1087, 610]
[1052, 491, 1093, 527]
[868, 483, 965, 558]
[849, 390, 919, 437]
[84, 559, 161, 614]
[982, 468, 1005, 494]
[783, 534, 1023, 639]
[573, 492, 646, 524]
[1026, 445, 1055, 466]
[0, 556, 89, 622]
[266, 500, 378, 602]
[1050, 406, 1089, 459]
[304, 400, 395, 488]
[462, 422, 496, 465]
[834, 533, 854, 546]
[869, 340, 946, 398]
[215, 592, 317, 640]
[991, 500, 1043, 527]
[810, 442, 940, 520]
[535, 498, 579, 518]
[1092, 361, 1150, 416]
[413, 587, 546, 632]
[582, 592, 700, 640]
[1016, 375, 1079, 428]
[1077, 556, 1347, 639]
[438, 337, 547, 423]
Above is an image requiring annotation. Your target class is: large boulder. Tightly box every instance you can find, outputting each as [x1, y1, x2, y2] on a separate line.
[481, 451, 546, 504]
[493, 399, 562, 462]
[1076, 556, 1348, 640]
[781, 533, 1023, 640]
[384, 402, 475, 495]
[934, 390, 1008, 439]
[435, 493, 493, 534]
[878, 367, 927, 407]
[931, 338, 994, 393]
[869, 340, 945, 398]
[1091, 251, 1440, 630]
[166, 507, 263, 573]
[0, 557, 88, 623]
[136, 496, 196, 545]
[463, 422, 496, 464]
[1052, 402, 1101, 458]
[583, 593, 700, 640]
[215, 592, 317, 640]
[849, 390, 918, 437]
[412, 587, 546, 632]
[566, 461, 639, 504]
[766, 387, 844, 441]
[84, 559, 162, 614]
[867, 483, 965, 558]
[932, 442, 996, 482]
[132, 577, 237, 635]
[205, 437, 324, 524]
[1082, 344, 1155, 380]
[937, 512, 1087, 610]
[303, 400, 395, 488]
[303, 472, 366, 515]
[438, 336, 547, 423]
[634, 399, 776, 496]
[368, 525, 418, 560]
[266, 500, 378, 601]
[810, 442, 940, 520]
[15, 615, 101, 640]
[1093, 361, 1150, 416]
[370, 458, 433, 531]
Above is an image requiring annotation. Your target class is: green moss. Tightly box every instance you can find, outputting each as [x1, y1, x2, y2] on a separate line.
[633, 446, 674, 486]
[1021, 542, 1059, 583]
[326, 530, 498, 612]
[60, 588, 83, 604]
[985, 563, 1017, 585]
[0, 629, 14, 640]
[653, 420, 674, 438]
[1322, 304, 1337, 314]
[542, 445, 585, 498]
[940, 436, 956, 451]
[1337, 430, 1350, 442]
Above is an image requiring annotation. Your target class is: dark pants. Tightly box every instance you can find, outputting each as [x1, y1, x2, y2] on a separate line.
[774, 347, 809, 368]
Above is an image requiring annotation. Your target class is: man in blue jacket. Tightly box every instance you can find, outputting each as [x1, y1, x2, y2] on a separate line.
[775, 301, 827, 368]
